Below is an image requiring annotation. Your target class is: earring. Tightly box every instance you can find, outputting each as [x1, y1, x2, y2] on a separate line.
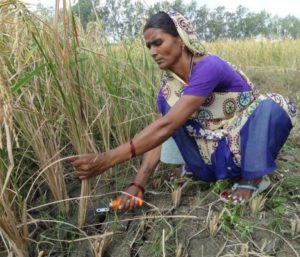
[181, 45, 185, 51]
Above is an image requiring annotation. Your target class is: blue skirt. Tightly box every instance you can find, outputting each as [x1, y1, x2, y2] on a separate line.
[166, 99, 293, 182]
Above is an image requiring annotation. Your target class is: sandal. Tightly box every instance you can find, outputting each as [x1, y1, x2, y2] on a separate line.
[220, 175, 271, 205]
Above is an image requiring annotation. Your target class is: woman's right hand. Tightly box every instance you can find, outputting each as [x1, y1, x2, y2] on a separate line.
[70, 153, 112, 180]
[119, 184, 144, 211]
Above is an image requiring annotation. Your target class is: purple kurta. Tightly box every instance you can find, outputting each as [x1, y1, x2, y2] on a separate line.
[156, 55, 293, 182]
[157, 55, 251, 113]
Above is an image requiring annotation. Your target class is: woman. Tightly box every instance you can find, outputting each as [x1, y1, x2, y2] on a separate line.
[71, 11, 297, 208]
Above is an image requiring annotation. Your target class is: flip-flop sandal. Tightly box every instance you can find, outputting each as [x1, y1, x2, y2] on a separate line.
[219, 175, 271, 205]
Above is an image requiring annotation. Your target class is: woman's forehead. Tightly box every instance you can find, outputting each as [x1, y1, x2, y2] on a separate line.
[144, 28, 170, 41]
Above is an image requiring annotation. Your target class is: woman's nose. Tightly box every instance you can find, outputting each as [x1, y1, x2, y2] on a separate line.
[150, 46, 157, 57]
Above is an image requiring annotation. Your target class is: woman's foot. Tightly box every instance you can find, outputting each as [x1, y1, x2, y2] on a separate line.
[220, 176, 270, 205]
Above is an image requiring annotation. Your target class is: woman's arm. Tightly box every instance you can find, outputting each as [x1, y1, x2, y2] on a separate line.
[114, 94, 206, 159]
[71, 95, 206, 179]
[119, 144, 161, 210]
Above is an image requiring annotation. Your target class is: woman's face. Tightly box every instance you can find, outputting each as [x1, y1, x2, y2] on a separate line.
[144, 28, 183, 70]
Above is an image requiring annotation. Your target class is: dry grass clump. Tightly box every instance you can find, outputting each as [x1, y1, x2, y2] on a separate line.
[92, 231, 111, 257]
[207, 210, 221, 236]
[249, 195, 267, 216]
[291, 216, 300, 238]
[206, 207, 229, 237]
[175, 242, 184, 257]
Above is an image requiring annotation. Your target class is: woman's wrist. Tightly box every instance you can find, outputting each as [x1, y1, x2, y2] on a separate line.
[100, 151, 115, 171]
[108, 142, 132, 166]
[128, 181, 145, 194]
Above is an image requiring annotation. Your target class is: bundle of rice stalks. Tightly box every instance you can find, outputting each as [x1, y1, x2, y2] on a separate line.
[0, 192, 28, 257]
[0, 58, 28, 256]
[0, 59, 16, 197]
[0, 0, 70, 214]
[3, 0, 97, 225]
[16, 102, 69, 214]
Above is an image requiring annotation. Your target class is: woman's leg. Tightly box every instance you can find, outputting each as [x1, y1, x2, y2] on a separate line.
[222, 99, 293, 204]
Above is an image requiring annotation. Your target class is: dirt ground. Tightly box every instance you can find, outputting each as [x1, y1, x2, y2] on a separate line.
[96, 121, 299, 257]
[26, 121, 300, 257]
[75, 152, 300, 257]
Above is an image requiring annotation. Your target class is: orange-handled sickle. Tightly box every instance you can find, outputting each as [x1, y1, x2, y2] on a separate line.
[110, 198, 144, 209]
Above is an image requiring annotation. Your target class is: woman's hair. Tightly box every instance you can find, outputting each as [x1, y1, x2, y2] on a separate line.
[143, 11, 179, 37]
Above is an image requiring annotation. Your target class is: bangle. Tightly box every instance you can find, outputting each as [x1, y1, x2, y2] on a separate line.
[128, 182, 145, 194]
[129, 139, 136, 158]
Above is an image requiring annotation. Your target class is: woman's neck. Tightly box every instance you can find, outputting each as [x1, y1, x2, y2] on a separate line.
[169, 52, 194, 83]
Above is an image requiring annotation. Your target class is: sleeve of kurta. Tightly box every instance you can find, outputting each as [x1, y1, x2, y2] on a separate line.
[183, 56, 224, 97]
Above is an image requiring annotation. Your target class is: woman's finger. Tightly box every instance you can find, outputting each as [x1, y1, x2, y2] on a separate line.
[137, 191, 143, 200]
[119, 196, 128, 210]
[133, 197, 139, 208]
[71, 158, 90, 167]
[78, 164, 93, 171]
[76, 170, 92, 178]
[129, 198, 136, 210]
[124, 198, 131, 210]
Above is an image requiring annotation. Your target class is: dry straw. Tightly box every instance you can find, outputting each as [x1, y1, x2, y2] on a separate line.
[291, 216, 300, 238]
[249, 195, 267, 216]
[0, 47, 28, 257]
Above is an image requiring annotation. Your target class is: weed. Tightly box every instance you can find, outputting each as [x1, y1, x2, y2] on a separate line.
[211, 180, 231, 194]
[267, 195, 287, 230]
[219, 205, 255, 238]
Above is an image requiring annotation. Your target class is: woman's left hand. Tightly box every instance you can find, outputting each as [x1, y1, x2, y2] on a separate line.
[119, 184, 144, 211]
[70, 153, 111, 179]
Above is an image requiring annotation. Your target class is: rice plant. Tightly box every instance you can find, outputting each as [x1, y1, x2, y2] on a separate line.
[0, 51, 28, 257]
[0, 0, 299, 256]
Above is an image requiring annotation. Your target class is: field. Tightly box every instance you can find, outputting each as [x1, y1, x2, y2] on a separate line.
[0, 1, 299, 257]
